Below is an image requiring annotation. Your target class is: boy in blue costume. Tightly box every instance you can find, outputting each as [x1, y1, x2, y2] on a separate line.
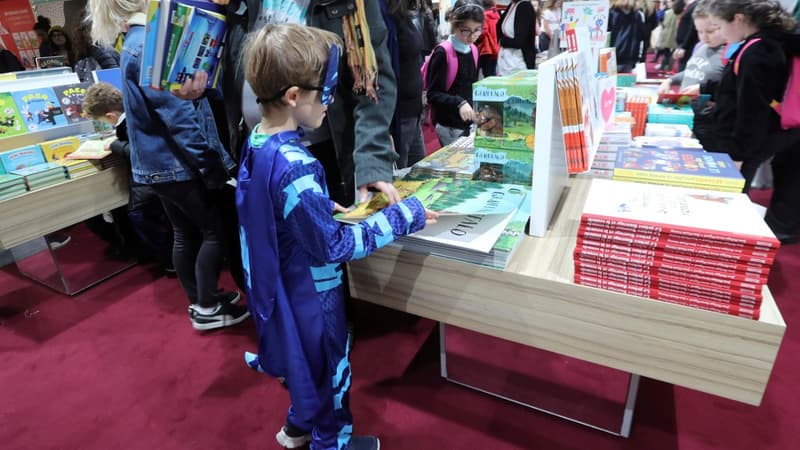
[236, 24, 437, 450]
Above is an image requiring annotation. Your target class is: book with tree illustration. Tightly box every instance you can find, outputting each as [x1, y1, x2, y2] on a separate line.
[337, 178, 528, 221]
[473, 72, 538, 152]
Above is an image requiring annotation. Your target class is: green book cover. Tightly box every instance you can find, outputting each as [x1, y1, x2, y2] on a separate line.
[0, 92, 27, 139]
[474, 147, 533, 186]
[161, 3, 194, 90]
[473, 72, 538, 152]
[406, 144, 478, 181]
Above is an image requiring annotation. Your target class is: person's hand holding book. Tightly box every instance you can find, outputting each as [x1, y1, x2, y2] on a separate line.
[171, 70, 208, 100]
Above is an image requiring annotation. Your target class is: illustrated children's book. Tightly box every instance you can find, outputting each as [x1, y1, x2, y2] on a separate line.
[474, 147, 533, 186]
[473, 72, 538, 152]
[0, 92, 27, 137]
[11, 87, 67, 131]
[164, 5, 227, 90]
[0, 144, 46, 172]
[612, 147, 745, 192]
[53, 82, 92, 124]
[40, 136, 81, 162]
[67, 136, 117, 160]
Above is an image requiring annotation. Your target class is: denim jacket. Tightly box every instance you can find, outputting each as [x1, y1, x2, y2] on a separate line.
[120, 24, 235, 186]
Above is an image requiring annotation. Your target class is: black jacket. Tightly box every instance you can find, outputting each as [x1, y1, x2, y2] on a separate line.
[496, 0, 536, 69]
[0, 49, 23, 73]
[608, 8, 645, 65]
[109, 119, 159, 211]
[426, 45, 477, 131]
[392, 12, 424, 119]
[704, 31, 800, 162]
[676, 2, 699, 55]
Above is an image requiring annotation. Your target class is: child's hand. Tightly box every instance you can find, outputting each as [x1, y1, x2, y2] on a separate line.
[424, 209, 439, 225]
[171, 70, 208, 100]
[332, 202, 349, 214]
[658, 80, 672, 94]
[358, 181, 401, 205]
[458, 103, 475, 122]
[679, 84, 700, 96]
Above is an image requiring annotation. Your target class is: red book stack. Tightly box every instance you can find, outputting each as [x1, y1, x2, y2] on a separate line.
[624, 96, 649, 138]
[574, 179, 781, 320]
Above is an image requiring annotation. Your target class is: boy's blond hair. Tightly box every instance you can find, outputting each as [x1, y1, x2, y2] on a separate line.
[83, 82, 124, 118]
[242, 24, 342, 111]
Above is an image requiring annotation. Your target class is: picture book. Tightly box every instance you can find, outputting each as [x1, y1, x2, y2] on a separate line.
[405, 138, 478, 181]
[0, 92, 27, 138]
[67, 137, 117, 160]
[140, 0, 162, 88]
[582, 179, 779, 247]
[164, 5, 227, 90]
[35, 55, 66, 69]
[53, 82, 92, 124]
[402, 209, 516, 254]
[93, 68, 123, 91]
[11, 87, 67, 132]
[160, 1, 194, 90]
[40, 136, 81, 162]
[0, 145, 46, 172]
[337, 178, 528, 221]
[473, 72, 537, 152]
[474, 147, 533, 186]
[613, 147, 745, 191]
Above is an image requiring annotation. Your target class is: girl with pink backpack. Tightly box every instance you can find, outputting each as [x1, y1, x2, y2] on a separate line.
[423, 0, 483, 147]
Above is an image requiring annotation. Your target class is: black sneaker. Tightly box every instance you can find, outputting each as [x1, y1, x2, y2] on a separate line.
[188, 301, 249, 331]
[215, 290, 241, 305]
[349, 436, 381, 450]
[275, 422, 311, 448]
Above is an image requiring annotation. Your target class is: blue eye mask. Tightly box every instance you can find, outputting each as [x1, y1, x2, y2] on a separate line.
[256, 44, 340, 106]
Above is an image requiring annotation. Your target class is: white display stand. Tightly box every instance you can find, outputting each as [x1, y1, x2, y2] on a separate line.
[528, 54, 571, 237]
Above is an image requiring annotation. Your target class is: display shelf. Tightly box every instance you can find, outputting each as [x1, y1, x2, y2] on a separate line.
[0, 167, 129, 249]
[0, 120, 95, 151]
[347, 176, 785, 407]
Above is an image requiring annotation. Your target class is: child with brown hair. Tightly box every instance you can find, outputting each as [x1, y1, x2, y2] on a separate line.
[236, 23, 437, 450]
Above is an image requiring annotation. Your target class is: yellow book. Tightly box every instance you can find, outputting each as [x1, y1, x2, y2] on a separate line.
[40, 136, 80, 162]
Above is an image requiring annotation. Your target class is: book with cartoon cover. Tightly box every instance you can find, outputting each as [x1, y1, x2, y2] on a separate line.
[53, 82, 92, 124]
[164, 5, 227, 90]
[0, 92, 27, 138]
[11, 87, 67, 132]
[613, 147, 745, 191]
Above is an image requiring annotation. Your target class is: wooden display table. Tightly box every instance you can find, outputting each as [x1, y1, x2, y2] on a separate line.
[348, 176, 785, 408]
[0, 168, 129, 250]
[0, 168, 133, 295]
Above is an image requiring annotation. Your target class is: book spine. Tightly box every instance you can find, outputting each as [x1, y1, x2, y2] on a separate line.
[580, 215, 780, 252]
[160, 2, 192, 90]
[574, 260, 763, 305]
[575, 243, 769, 284]
[574, 274, 760, 319]
[611, 167, 745, 189]
[577, 224, 775, 270]
[610, 176, 744, 193]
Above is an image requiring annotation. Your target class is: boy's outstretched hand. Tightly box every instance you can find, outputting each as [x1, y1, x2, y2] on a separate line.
[425, 209, 439, 225]
[171, 70, 208, 100]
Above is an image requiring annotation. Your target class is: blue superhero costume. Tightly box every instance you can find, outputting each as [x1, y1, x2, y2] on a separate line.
[236, 128, 426, 450]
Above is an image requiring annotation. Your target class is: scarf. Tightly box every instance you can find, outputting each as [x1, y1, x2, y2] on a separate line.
[342, 0, 378, 102]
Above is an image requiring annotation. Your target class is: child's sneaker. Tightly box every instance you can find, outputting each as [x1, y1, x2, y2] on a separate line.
[188, 301, 249, 331]
[349, 436, 380, 450]
[215, 290, 241, 305]
[275, 423, 311, 448]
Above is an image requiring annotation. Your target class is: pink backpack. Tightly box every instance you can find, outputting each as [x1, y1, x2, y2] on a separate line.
[734, 37, 800, 130]
[421, 40, 479, 93]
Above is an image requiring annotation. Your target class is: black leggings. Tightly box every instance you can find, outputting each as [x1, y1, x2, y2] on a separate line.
[151, 180, 226, 307]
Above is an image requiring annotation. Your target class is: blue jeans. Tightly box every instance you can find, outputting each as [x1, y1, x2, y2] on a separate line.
[150, 180, 225, 307]
[396, 117, 426, 169]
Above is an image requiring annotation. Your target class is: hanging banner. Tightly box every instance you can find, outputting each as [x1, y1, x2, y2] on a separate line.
[0, 0, 39, 70]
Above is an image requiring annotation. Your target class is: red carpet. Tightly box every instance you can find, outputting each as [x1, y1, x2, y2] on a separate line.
[1, 189, 798, 450]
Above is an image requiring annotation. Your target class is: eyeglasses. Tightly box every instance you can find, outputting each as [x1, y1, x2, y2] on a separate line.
[257, 45, 340, 106]
[459, 27, 482, 38]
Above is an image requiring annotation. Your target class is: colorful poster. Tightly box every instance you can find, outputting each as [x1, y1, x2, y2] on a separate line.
[560, 1, 610, 51]
[0, 0, 38, 70]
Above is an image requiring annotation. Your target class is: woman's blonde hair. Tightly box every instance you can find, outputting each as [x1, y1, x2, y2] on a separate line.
[86, 0, 146, 47]
[243, 24, 342, 110]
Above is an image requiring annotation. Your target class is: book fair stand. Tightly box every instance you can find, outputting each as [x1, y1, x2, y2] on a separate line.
[347, 36, 786, 439]
[0, 68, 132, 295]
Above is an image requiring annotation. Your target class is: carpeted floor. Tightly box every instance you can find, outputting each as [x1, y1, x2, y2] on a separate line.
[0, 189, 798, 450]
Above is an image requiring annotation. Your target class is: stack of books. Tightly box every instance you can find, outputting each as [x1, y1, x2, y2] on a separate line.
[0, 174, 27, 201]
[612, 146, 745, 192]
[647, 103, 694, 129]
[574, 179, 780, 319]
[56, 159, 102, 179]
[141, 0, 227, 91]
[644, 123, 693, 138]
[10, 162, 68, 190]
[404, 137, 478, 181]
[624, 96, 649, 137]
[632, 135, 703, 149]
[590, 121, 632, 179]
